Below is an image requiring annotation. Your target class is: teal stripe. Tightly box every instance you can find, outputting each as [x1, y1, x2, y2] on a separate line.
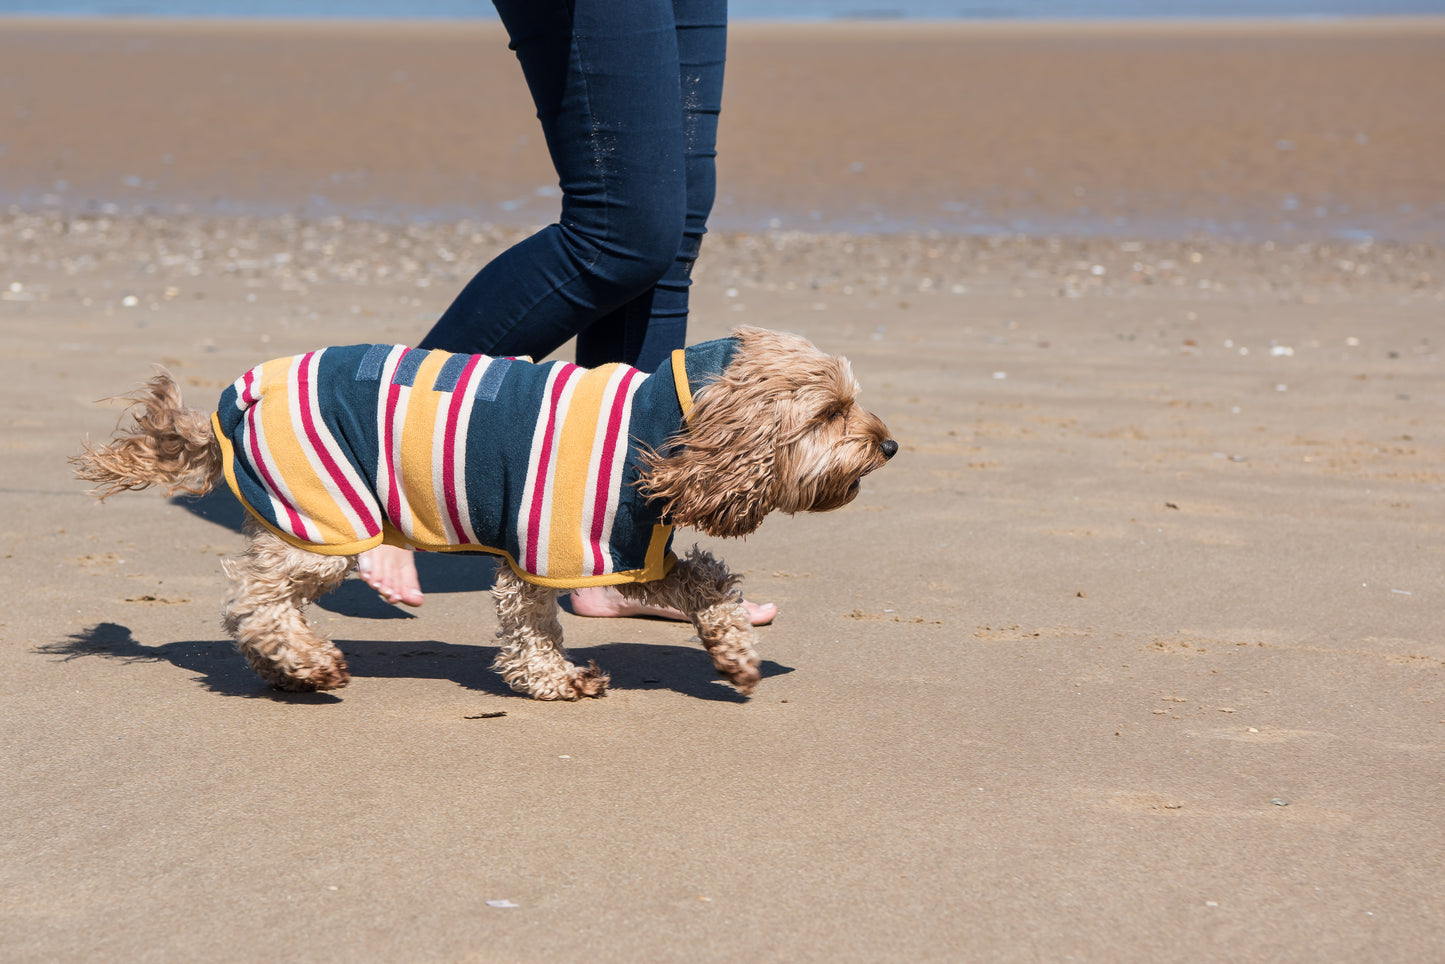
[356, 344, 391, 381]
[474, 357, 512, 402]
[433, 352, 472, 392]
[392, 349, 429, 387]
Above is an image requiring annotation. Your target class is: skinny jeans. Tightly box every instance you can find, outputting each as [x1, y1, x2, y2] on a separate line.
[418, 0, 727, 373]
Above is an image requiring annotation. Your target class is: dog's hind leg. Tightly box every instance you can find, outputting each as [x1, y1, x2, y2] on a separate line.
[491, 566, 609, 700]
[221, 519, 354, 691]
[616, 547, 761, 696]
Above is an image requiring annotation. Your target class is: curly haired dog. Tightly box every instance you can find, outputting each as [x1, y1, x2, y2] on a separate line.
[73, 326, 896, 700]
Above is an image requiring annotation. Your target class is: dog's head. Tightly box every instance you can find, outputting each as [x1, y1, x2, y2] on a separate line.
[640, 326, 897, 538]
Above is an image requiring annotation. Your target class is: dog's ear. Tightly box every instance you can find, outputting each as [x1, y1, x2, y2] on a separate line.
[640, 328, 812, 537]
[639, 378, 779, 538]
[642, 327, 866, 537]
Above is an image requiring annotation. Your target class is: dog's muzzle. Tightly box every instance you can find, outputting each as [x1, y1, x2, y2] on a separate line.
[855, 438, 898, 487]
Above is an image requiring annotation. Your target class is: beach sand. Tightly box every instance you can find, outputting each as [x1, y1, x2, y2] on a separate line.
[3, 17, 1445, 963]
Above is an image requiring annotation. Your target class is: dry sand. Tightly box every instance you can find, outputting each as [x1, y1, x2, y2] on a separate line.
[3, 17, 1445, 964]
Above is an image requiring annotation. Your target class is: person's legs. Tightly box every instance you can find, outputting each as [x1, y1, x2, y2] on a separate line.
[363, 0, 690, 608]
[575, 0, 727, 370]
[563, 0, 774, 621]
[419, 0, 689, 361]
[361, 0, 776, 623]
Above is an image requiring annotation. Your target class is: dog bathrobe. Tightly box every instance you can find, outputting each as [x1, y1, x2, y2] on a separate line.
[212, 339, 738, 588]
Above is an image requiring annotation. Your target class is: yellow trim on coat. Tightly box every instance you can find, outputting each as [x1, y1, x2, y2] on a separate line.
[671, 348, 694, 420]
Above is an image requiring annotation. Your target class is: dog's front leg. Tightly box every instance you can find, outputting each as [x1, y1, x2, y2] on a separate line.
[221, 520, 353, 691]
[617, 548, 761, 696]
[491, 566, 609, 700]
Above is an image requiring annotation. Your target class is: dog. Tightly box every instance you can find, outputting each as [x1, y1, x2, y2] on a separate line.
[73, 326, 896, 700]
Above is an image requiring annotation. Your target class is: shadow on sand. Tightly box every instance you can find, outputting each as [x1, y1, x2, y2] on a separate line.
[101, 491, 794, 701]
[42, 622, 791, 704]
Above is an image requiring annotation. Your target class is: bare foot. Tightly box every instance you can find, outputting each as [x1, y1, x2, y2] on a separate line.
[568, 585, 777, 626]
[356, 544, 424, 607]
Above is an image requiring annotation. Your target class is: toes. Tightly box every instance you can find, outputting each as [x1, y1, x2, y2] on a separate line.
[356, 547, 424, 607]
[745, 601, 778, 626]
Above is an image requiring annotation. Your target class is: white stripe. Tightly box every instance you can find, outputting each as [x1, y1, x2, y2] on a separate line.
[390, 383, 415, 542]
[372, 347, 408, 536]
[429, 360, 459, 546]
[244, 385, 316, 544]
[579, 366, 631, 576]
[536, 368, 583, 573]
[517, 362, 580, 575]
[590, 371, 642, 576]
[289, 350, 375, 543]
[232, 367, 258, 409]
[310, 350, 384, 536]
[445, 356, 488, 546]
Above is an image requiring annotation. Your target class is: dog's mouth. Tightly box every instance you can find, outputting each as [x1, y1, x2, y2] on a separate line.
[845, 468, 875, 496]
[856, 456, 889, 482]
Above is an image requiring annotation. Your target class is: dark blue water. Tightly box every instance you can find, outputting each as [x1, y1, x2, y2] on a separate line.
[1, 0, 1442, 19]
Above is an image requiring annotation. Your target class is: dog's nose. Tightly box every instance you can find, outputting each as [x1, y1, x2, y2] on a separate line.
[880, 438, 898, 460]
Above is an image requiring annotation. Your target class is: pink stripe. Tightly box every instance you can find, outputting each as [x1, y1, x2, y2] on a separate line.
[382, 348, 409, 526]
[244, 405, 311, 541]
[587, 367, 641, 575]
[441, 354, 482, 544]
[524, 364, 577, 572]
[296, 352, 377, 536]
[239, 368, 257, 406]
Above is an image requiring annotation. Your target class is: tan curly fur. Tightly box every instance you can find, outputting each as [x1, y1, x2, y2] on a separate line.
[491, 567, 611, 700]
[614, 546, 760, 693]
[70, 368, 222, 499]
[639, 326, 895, 537]
[73, 327, 895, 700]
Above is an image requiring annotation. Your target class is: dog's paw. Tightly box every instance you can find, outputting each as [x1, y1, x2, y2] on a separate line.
[705, 644, 759, 695]
[519, 660, 610, 700]
[567, 660, 610, 699]
[717, 659, 760, 696]
[269, 660, 351, 692]
[306, 659, 351, 691]
[700, 620, 760, 696]
[249, 649, 351, 692]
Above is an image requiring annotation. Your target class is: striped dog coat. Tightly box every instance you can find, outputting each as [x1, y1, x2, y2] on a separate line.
[212, 338, 739, 588]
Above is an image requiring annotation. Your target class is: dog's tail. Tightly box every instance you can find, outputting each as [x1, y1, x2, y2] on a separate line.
[72, 368, 224, 500]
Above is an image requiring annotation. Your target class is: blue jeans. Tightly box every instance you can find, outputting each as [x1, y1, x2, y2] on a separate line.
[418, 0, 727, 372]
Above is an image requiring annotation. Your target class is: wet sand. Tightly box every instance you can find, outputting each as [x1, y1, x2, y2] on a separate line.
[3, 16, 1445, 964]
[1, 17, 1443, 238]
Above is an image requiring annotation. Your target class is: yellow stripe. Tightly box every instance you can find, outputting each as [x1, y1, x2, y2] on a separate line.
[670, 348, 694, 420]
[396, 350, 451, 547]
[213, 378, 383, 557]
[545, 363, 616, 579]
[253, 356, 351, 545]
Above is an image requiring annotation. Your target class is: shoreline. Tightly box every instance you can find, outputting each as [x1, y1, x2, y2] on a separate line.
[4, 206, 1440, 324]
[8, 195, 1434, 246]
